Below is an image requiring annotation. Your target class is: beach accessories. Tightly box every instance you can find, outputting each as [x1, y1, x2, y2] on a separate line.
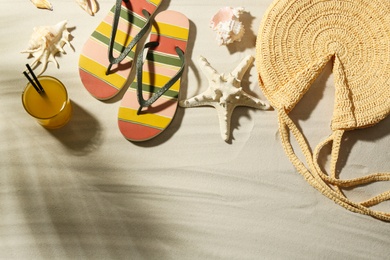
[30, 0, 53, 10]
[256, 0, 390, 221]
[22, 20, 72, 76]
[79, 0, 162, 100]
[180, 55, 269, 142]
[76, 0, 98, 16]
[210, 6, 246, 46]
[118, 10, 189, 141]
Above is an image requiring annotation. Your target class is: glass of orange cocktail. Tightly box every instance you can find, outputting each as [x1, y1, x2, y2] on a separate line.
[22, 76, 72, 129]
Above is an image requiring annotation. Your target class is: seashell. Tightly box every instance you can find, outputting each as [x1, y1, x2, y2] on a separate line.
[30, 0, 53, 10]
[210, 6, 246, 46]
[75, 0, 98, 16]
[21, 20, 73, 75]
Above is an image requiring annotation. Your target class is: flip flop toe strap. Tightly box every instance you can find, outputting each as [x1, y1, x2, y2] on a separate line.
[106, 0, 152, 75]
[136, 42, 185, 115]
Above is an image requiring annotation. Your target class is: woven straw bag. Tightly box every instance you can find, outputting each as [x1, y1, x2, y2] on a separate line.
[256, 0, 390, 221]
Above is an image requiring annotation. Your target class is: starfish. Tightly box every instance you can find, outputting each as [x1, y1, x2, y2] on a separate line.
[179, 55, 270, 142]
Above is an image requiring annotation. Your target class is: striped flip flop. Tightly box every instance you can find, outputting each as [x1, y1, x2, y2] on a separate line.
[118, 10, 190, 141]
[78, 0, 162, 100]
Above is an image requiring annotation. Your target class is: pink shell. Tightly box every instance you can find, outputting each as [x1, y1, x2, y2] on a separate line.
[210, 7, 238, 29]
[210, 7, 245, 46]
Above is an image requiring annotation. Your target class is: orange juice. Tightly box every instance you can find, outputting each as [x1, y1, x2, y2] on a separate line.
[22, 76, 72, 128]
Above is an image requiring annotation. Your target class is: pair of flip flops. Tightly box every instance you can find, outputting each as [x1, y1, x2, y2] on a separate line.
[79, 0, 189, 141]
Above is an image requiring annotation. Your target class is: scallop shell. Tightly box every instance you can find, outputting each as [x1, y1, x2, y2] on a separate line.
[75, 0, 98, 16]
[210, 6, 246, 46]
[21, 20, 73, 75]
[30, 0, 53, 10]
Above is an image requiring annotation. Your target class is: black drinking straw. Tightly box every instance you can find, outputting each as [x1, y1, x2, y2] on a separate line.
[23, 64, 44, 93]
[23, 71, 41, 94]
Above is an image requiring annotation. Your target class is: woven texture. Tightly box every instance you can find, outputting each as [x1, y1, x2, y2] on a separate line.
[256, 0, 390, 130]
[256, 0, 390, 221]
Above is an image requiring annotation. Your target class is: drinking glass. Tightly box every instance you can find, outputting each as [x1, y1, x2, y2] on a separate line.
[22, 76, 72, 128]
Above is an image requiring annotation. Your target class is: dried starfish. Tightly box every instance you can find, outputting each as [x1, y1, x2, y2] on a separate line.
[179, 55, 270, 141]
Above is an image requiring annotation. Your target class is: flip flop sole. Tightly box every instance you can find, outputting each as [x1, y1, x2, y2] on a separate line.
[78, 0, 162, 100]
[118, 10, 190, 141]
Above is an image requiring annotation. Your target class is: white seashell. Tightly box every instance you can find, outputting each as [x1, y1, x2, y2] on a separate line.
[75, 0, 98, 16]
[21, 20, 73, 75]
[210, 6, 246, 46]
[30, 0, 53, 10]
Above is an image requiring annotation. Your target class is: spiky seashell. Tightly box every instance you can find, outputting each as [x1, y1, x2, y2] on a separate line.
[210, 6, 246, 46]
[21, 20, 72, 75]
[30, 0, 53, 10]
[75, 0, 98, 16]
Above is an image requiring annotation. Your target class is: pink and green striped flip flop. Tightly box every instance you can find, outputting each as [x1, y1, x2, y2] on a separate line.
[118, 10, 190, 141]
[78, 0, 162, 100]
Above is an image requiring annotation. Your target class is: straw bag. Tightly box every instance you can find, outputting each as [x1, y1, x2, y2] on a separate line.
[256, 0, 390, 221]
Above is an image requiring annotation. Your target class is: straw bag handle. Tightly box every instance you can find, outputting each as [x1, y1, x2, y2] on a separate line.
[278, 108, 390, 221]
